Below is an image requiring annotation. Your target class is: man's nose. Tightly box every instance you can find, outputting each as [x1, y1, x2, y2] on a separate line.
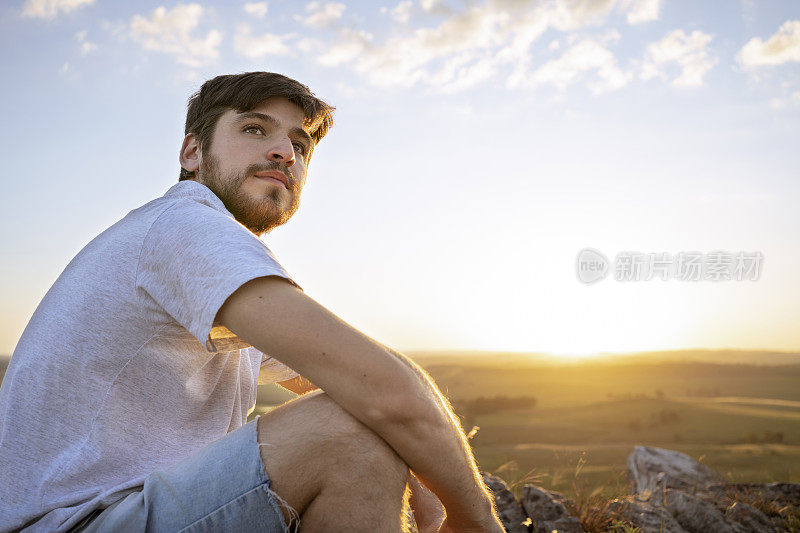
[267, 137, 295, 167]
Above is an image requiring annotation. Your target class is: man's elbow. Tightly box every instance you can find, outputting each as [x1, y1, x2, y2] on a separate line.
[362, 378, 445, 436]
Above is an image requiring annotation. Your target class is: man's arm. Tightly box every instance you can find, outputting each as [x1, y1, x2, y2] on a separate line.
[216, 276, 502, 531]
[276, 375, 318, 395]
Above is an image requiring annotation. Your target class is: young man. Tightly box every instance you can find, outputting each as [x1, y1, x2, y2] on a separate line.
[0, 72, 503, 532]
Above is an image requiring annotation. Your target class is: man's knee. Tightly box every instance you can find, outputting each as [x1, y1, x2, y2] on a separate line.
[257, 390, 408, 482]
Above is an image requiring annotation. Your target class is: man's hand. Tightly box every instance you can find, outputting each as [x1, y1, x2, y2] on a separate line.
[409, 473, 503, 533]
[408, 473, 445, 533]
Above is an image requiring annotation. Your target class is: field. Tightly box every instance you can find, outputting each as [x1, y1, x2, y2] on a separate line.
[3, 349, 799, 501]
[252, 350, 800, 498]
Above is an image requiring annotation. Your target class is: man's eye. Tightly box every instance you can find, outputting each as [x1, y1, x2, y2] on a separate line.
[243, 125, 263, 135]
[292, 142, 307, 156]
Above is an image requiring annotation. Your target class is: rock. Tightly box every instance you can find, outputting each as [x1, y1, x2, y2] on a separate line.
[521, 485, 584, 533]
[625, 447, 795, 532]
[724, 482, 800, 509]
[663, 489, 750, 533]
[481, 472, 530, 533]
[606, 497, 688, 533]
[724, 501, 778, 532]
[710, 482, 798, 532]
[628, 446, 723, 498]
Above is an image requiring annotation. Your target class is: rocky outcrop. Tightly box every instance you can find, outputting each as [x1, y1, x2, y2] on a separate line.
[606, 497, 687, 533]
[479, 446, 799, 533]
[627, 445, 722, 497]
[481, 473, 530, 533]
[626, 447, 786, 532]
[521, 485, 583, 533]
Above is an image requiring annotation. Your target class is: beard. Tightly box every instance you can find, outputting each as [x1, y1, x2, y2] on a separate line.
[197, 153, 301, 236]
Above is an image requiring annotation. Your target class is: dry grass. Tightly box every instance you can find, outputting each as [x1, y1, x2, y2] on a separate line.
[724, 485, 800, 532]
[563, 468, 639, 533]
[492, 452, 641, 533]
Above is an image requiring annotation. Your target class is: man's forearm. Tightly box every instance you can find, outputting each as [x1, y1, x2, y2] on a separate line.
[216, 278, 500, 529]
[369, 347, 499, 528]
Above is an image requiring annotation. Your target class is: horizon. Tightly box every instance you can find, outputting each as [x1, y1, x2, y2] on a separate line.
[3, 346, 800, 364]
[2, 0, 799, 356]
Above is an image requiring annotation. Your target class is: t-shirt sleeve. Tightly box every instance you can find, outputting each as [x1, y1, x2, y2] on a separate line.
[136, 199, 300, 352]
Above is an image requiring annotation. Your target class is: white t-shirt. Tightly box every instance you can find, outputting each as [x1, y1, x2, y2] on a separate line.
[0, 180, 300, 532]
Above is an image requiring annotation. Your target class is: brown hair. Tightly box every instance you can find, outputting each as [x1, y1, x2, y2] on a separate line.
[180, 72, 335, 181]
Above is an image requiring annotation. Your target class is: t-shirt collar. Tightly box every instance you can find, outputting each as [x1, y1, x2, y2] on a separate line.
[163, 180, 233, 217]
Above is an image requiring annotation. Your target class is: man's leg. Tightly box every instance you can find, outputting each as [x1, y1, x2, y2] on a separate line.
[257, 390, 411, 531]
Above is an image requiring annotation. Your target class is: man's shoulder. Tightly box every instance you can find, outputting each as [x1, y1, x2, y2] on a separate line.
[159, 180, 231, 216]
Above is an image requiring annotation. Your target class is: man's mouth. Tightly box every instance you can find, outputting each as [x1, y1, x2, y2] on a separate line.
[253, 170, 289, 189]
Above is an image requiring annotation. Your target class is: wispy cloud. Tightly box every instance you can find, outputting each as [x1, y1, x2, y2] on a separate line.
[233, 24, 292, 58]
[224, 0, 702, 96]
[523, 32, 632, 94]
[620, 0, 661, 25]
[641, 29, 717, 87]
[298, 2, 346, 29]
[769, 90, 800, 109]
[243, 2, 268, 19]
[315, 27, 373, 68]
[382, 1, 413, 24]
[738, 20, 800, 67]
[292, 0, 665, 94]
[129, 4, 222, 67]
[21, 0, 95, 20]
[308, 3, 521, 89]
[547, 0, 616, 31]
[75, 30, 97, 55]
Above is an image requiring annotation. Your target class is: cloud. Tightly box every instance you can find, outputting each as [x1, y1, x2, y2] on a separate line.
[129, 4, 222, 67]
[305, 0, 637, 92]
[429, 53, 499, 93]
[233, 24, 292, 57]
[316, 28, 372, 67]
[299, 2, 346, 28]
[319, 4, 515, 89]
[620, 0, 661, 25]
[21, 0, 94, 19]
[524, 35, 632, 94]
[738, 20, 800, 67]
[420, 0, 442, 12]
[75, 30, 97, 55]
[641, 29, 717, 87]
[769, 90, 800, 110]
[296, 0, 675, 94]
[387, 1, 413, 24]
[548, 0, 617, 31]
[243, 2, 268, 19]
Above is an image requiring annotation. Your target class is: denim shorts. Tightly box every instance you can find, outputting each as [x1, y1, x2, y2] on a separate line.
[70, 415, 297, 532]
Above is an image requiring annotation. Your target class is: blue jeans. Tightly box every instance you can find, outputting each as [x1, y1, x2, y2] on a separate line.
[72, 416, 297, 532]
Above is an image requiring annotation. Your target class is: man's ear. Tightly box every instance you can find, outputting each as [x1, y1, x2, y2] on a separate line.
[180, 133, 200, 174]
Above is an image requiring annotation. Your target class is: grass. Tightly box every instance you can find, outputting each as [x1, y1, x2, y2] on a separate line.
[723, 485, 800, 532]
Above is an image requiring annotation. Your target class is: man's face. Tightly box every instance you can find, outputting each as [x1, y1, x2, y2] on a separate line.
[195, 97, 312, 236]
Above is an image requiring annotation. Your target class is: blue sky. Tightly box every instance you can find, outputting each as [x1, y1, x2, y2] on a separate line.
[1, 0, 799, 356]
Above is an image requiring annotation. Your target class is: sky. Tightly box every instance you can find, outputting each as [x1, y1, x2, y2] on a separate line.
[0, 0, 798, 357]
